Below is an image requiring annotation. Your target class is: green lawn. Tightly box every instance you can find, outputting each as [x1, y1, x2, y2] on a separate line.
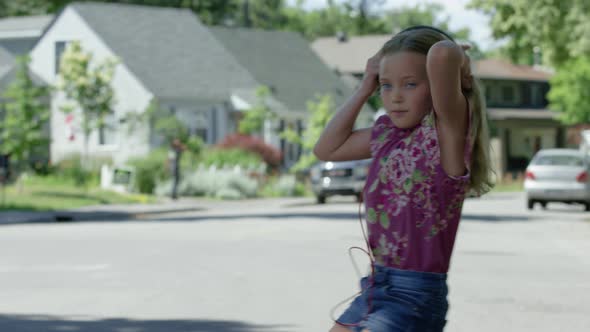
[0, 175, 155, 211]
[491, 181, 524, 192]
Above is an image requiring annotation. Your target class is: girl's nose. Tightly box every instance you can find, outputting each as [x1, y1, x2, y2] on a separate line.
[391, 90, 403, 104]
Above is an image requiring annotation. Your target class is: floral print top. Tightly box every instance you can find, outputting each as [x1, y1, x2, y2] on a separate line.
[364, 111, 472, 273]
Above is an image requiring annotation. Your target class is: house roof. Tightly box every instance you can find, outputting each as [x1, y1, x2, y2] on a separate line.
[474, 59, 552, 81]
[0, 45, 15, 89]
[0, 15, 53, 38]
[487, 108, 559, 121]
[0, 45, 45, 92]
[311, 35, 390, 75]
[67, 2, 258, 101]
[311, 35, 553, 82]
[210, 27, 353, 113]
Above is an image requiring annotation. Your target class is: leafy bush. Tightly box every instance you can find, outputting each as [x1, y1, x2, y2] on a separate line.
[155, 169, 258, 199]
[215, 188, 243, 200]
[200, 147, 263, 169]
[216, 134, 282, 168]
[53, 154, 106, 187]
[127, 149, 169, 194]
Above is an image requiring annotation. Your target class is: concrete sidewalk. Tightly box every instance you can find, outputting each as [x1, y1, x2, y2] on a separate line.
[0, 198, 206, 225]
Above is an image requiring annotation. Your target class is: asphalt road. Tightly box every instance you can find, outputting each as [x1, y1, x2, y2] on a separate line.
[0, 192, 588, 331]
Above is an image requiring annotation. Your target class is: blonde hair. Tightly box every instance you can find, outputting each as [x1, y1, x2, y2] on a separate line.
[379, 28, 494, 195]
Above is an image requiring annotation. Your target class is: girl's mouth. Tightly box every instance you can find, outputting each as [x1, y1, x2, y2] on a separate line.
[389, 110, 408, 117]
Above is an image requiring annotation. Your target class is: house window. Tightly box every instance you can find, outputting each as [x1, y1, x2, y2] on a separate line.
[481, 83, 491, 104]
[55, 41, 68, 75]
[98, 112, 117, 145]
[530, 84, 542, 106]
[195, 128, 207, 143]
[194, 111, 208, 144]
[502, 85, 515, 103]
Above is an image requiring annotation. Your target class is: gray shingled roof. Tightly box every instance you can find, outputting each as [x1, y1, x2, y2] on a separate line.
[0, 15, 53, 37]
[69, 2, 258, 101]
[0, 46, 45, 92]
[210, 27, 354, 113]
[0, 46, 15, 91]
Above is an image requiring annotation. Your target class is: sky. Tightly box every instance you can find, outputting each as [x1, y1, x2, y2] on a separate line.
[286, 0, 499, 50]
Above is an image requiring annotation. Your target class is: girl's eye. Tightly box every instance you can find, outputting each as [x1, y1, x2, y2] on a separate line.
[380, 83, 392, 90]
[405, 82, 417, 88]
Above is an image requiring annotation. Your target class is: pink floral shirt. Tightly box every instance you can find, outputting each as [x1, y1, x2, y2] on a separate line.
[364, 111, 471, 273]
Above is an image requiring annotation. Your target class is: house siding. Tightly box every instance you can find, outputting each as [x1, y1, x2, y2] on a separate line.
[29, 7, 153, 165]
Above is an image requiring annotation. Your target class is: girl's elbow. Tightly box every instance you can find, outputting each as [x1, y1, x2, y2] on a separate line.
[313, 145, 326, 161]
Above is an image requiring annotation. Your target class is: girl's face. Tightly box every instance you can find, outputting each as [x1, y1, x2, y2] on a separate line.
[379, 51, 432, 129]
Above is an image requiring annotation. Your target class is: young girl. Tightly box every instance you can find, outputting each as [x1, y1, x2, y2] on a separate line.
[313, 26, 493, 332]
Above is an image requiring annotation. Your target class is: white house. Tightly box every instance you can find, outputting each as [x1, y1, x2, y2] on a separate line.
[26, 2, 369, 168]
[29, 2, 259, 166]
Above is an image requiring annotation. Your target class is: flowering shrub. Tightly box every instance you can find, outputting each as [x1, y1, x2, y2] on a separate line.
[217, 134, 282, 168]
[154, 169, 258, 199]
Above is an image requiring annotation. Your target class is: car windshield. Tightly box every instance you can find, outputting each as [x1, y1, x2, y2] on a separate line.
[533, 154, 584, 166]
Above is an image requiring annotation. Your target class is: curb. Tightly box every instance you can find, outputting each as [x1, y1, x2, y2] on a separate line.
[0, 206, 205, 225]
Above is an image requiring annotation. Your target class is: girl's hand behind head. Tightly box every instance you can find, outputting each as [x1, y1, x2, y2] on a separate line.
[360, 52, 382, 95]
[460, 44, 473, 91]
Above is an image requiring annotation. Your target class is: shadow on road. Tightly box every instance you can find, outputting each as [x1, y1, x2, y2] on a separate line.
[132, 212, 536, 223]
[144, 212, 363, 223]
[0, 207, 206, 226]
[7, 211, 542, 224]
[461, 214, 532, 222]
[282, 201, 360, 208]
[0, 314, 293, 332]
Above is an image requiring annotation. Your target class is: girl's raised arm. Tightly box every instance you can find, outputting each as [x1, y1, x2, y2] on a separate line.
[313, 54, 380, 162]
[426, 41, 472, 176]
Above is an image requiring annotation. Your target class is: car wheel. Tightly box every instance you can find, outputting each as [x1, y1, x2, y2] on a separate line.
[585, 203, 590, 212]
[540, 201, 547, 209]
[317, 195, 326, 204]
[527, 199, 534, 210]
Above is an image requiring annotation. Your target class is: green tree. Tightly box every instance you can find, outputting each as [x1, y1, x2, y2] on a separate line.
[467, 0, 590, 66]
[142, 99, 205, 199]
[0, 0, 56, 16]
[0, 0, 239, 26]
[468, 0, 590, 124]
[281, 2, 349, 39]
[145, 100, 190, 144]
[547, 57, 590, 124]
[57, 41, 118, 167]
[282, 1, 383, 40]
[345, 0, 388, 35]
[0, 55, 50, 172]
[235, 0, 286, 29]
[281, 94, 335, 172]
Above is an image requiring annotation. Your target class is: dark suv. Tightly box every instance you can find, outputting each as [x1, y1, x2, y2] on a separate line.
[310, 159, 372, 204]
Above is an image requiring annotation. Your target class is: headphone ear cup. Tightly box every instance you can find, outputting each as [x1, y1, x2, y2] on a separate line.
[398, 25, 455, 42]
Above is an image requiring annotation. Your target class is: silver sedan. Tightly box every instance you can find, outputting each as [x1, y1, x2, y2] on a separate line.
[524, 149, 590, 210]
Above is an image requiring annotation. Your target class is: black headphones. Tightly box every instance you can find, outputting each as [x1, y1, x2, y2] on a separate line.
[398, 25, 455, 42]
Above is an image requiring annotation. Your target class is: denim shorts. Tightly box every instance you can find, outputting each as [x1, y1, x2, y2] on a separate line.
[335, 265, 449, 332]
